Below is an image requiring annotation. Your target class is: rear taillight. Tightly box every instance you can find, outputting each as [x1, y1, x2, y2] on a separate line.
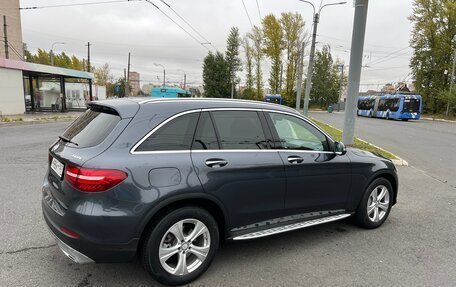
[64, 164, 128, 192]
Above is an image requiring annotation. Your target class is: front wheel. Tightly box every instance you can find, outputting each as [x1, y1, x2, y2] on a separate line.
[141, 207, 220, 286]
[355, 178, 393, 229]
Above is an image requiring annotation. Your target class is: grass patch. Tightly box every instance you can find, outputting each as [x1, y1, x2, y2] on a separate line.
[311, 118, 398, 160]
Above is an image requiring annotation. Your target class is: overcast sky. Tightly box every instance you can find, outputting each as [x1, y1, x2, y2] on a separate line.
[18, 0, 414, 91]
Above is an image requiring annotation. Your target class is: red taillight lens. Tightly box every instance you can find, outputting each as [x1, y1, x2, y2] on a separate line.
[64, 164, 128, 192]
[60, 226, 80, 239]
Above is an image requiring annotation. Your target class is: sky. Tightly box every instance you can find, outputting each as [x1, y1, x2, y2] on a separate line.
[16, 0, 414, 91]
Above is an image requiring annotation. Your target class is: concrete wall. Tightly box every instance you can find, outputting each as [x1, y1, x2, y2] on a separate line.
[0, 68, 25, 115]
[0, 0, 24, 61]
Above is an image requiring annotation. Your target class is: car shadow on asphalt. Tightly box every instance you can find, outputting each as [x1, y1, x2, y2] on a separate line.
[54, 218, 377, 286]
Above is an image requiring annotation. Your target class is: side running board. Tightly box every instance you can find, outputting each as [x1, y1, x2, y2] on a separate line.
[233, 214, 351, 240]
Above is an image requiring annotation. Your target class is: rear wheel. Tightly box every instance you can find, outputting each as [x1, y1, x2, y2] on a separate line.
[355, 178, 393, 229]
[141, 207, 219, 286]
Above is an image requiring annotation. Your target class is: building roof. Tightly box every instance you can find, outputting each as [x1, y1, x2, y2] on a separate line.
[0, 58, 94, 79]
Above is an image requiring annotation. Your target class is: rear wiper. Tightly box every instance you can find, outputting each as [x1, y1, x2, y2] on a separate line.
[59, 135, 79, 146]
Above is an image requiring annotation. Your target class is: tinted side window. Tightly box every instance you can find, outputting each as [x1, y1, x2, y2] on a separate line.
[211, 111, 268, 150]
[192, 112, 219, 150]
[267, 113, 329, 151]
[62, 108, 120, 148]
[136, 113, 199, 151]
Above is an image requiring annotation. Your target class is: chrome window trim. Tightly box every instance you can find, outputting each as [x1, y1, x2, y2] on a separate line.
[130, 107, 338, 155]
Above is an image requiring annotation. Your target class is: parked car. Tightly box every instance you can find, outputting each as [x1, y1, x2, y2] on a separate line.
[42, 98, 398, 286]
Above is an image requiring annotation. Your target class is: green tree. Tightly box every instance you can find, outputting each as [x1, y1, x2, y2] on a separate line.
[70, 55, 84, 70]
[54, 52, 72, 68]
[94, 63, 114, 86]
[280, 12, 306, 107]
[310, 46, 340, 108]
[409, 0, 456, 115]
[247, 25, 264, 99]
[202, 51, 230, 97]
[226, 27, 243, 98]
[33, 49, 51, 65]
[242, 36, 255, 100]
[23, 43, 33, 62]
[262, 14, 284, 94]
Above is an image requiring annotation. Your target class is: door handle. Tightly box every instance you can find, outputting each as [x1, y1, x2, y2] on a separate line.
[205, 159, 228, 168]
[287, 156, 304, 164]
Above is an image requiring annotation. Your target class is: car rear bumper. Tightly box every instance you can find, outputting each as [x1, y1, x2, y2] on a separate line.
[43, 206, 139, 263]
[51, 229, 95, 264]
[42, 179, 141, 264]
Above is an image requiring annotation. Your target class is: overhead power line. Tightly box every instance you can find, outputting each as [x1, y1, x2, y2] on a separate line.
[241, 0, 254, 28]
[158, 0, 216, 51]
[369, 46, 410, 66]
[7, 42, 22, 60]
[19, 0, 140, 10]
[144, 0, 209, 51]
[255, 0, 262, 21]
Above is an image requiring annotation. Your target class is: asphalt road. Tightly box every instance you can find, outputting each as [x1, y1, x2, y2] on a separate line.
[1, 121, 455, 287]
[310, 112, 456, 188]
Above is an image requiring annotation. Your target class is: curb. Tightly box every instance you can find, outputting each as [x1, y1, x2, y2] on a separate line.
[421, 117, 456, 123]
[356, 138, 409, 166]
[311, 118, 409, 167]
[0, 117, 77, 127]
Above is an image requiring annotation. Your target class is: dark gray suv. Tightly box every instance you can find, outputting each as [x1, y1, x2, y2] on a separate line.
[42, 98, 398, 286]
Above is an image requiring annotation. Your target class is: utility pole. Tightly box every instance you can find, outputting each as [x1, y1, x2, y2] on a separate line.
[296, 41, 305, 110]
[337, 64, 344, 112]
[3, 16, 9, 59]
[124, 68, 127, 97]
[446, 35, 456, 116]
[231, 78, 234, 99]
[342, 0, 369, 145]
[126, 52, 131, 96]
[86, 42, 93, 101]
[183, 74, 186, 90]
[299, 0, 347, 116]
[303, 13, 319, 116]
[279, 63, 283, 93]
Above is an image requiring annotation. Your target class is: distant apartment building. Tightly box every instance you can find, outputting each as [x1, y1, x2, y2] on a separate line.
[0, 0, 23, 61]
[128, 71, 140, 95]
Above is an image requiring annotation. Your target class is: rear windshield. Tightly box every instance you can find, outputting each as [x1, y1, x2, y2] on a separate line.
[62, 108, 120, 148]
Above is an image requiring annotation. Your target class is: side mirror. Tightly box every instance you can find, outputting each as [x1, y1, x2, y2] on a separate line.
[335, 142, 347, 155]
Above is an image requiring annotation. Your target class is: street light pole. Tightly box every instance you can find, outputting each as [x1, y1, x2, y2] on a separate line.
[446, 35, 456, 116]
[299, 1, 347, 116]
[296, 41, 306, 110]
[154, 63, 166, 87]
[337, 64, 344, 111]
[50, 42, 64, 66]
[342, 0, 369, 145]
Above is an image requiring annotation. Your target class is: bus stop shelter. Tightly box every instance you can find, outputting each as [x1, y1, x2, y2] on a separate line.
[0, 58, 94, 114]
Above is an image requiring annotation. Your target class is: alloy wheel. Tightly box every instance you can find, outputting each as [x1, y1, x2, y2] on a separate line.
[158, 219, 211, 276]
[367, 185, 390, 223]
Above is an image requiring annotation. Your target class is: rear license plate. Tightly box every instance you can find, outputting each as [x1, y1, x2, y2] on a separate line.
[51, 157, 64, 178]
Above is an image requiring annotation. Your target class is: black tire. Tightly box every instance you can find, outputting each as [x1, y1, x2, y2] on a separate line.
[355, 178, 393, 229]
[141, 206, 219, 286]
[401, 119, 409, 121]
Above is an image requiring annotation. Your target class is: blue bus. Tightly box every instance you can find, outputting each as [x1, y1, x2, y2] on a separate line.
[151, 87, 191, 98]
[264, 94, 282, 104]
[357, 94, 422, 121]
